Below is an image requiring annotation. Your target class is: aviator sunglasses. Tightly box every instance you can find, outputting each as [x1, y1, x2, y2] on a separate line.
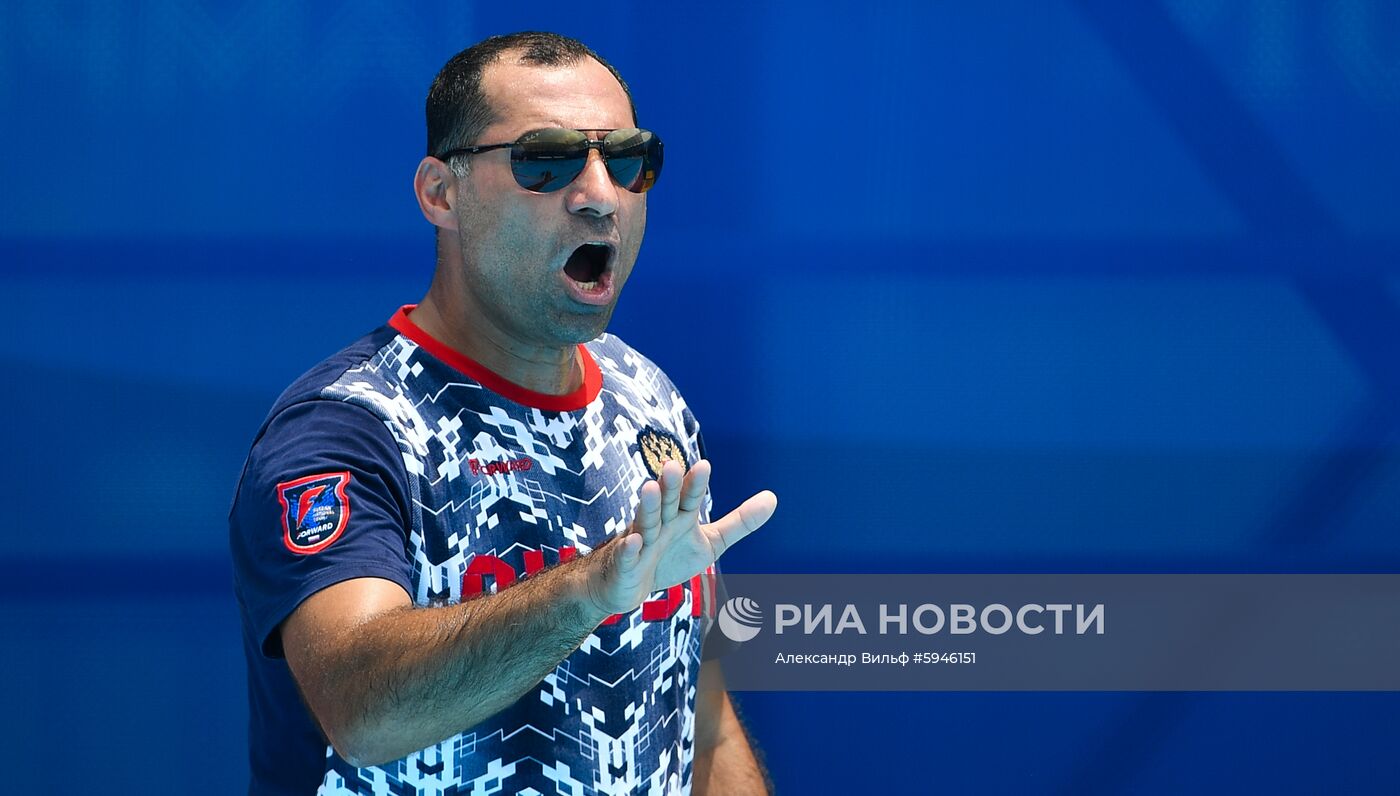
[437, 127, 664, 194]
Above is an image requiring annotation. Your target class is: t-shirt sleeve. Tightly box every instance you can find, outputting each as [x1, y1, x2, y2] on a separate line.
[230, 398, 414, 659]
[689, 428, 735, 660]
[700, 562, 737, 661]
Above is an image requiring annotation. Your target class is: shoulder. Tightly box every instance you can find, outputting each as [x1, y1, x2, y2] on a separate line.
[233, 324, 411, 518]
[262, 324, 403, 427]
[229, 325, 414, 556]
[586, 332, 682, 395]
[237, 322, 423, 465]
[586, 333, 706, 456]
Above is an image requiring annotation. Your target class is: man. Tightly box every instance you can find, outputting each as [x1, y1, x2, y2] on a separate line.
[229, 31, 775, 796]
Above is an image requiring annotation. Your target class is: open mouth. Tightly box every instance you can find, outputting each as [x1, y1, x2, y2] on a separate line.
[563, 242, 615, 295]
[562, 240, 618, 302]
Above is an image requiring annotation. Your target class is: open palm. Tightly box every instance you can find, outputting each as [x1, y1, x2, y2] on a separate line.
[590, 459, 776, 616]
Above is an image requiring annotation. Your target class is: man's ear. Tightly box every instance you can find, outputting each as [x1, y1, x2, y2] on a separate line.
[414, 157, 459, 231]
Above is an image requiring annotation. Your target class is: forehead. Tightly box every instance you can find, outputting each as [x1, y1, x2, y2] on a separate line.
[479, 56, 633, 139]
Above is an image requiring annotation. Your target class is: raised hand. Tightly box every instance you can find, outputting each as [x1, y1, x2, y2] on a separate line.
[588, 459, 776, 616]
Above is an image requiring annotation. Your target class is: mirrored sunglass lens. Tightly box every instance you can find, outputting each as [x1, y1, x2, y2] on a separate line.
[512, 129, 588, 192]
[603, 129, 662, 193]
[605, 155, 645, 192]
[512, 158, 586, 192]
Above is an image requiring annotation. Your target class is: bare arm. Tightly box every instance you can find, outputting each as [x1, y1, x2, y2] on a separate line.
[692, 663, 769, 795]
[282, 556, 611, 767]
[282, 459, 777, 767]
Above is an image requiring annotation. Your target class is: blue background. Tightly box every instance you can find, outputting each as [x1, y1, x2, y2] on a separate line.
[3, 1, 1400, 793]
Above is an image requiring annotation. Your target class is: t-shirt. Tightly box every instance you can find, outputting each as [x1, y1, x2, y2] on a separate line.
[229, 306, 719, 796]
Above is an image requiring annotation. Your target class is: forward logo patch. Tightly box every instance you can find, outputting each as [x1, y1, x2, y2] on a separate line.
[277, 471, 351, 555]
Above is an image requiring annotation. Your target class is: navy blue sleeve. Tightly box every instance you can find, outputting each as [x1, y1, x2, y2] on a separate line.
[230, 398, 414, 658]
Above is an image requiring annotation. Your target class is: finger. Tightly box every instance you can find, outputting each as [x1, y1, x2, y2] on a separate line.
[658, 459, 684, 524]
[616, 532, 643, 571]
[635, 479, 663, 545]
[702, 490, 777, 559]
[591, 533, 645, 616]
[677, 459, 711, 515]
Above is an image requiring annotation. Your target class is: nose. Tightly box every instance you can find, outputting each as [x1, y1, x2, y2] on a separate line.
[565, 148, 619, 218]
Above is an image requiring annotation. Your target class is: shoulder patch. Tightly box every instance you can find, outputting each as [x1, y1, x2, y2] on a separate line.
[277, 471, 352, 555]
[636, 426, 689, 479]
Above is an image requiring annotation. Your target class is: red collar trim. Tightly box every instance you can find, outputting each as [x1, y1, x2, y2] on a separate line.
[388, 305, 602, 412]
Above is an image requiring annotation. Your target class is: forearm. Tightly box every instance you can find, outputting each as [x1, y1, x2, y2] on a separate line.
[311, 552, 613, 765]
[693, 692, 768, 795]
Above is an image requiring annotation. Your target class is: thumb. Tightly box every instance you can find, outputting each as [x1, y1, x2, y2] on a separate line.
[587, 533, 645, 616]
[703, 490, 777, 558]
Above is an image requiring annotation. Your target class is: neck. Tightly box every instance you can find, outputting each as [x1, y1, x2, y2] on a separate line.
[410, 289, 581, 397]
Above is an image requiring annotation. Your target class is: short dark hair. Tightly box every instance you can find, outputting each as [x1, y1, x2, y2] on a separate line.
[425, 31, 637, 162]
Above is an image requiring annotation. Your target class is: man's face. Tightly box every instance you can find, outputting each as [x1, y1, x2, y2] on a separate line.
[447, 56, 647, 350]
